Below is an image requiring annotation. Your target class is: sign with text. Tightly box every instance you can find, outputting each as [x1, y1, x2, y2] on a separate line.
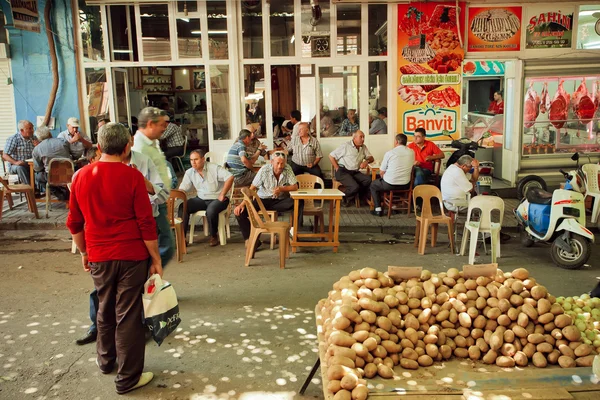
[10, 0, 40, 33]
[525, 6, 574, 49]
[468, 6, 522, 52]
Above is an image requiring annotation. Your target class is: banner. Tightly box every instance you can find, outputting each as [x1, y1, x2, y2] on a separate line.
[463, 61, 505, 77]
[525, 6, 574, 49]
[468, 6, 522, 52]
[10, 0, 40, 33]
[397, 2, 466, 140]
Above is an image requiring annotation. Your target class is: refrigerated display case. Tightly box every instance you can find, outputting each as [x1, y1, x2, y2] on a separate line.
[462, 112, 504, 146]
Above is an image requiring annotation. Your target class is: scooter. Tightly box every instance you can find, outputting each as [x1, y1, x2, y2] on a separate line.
[517, 153, 586, 200]
[515, 164, 594, 270]
[445, 133, 495, 194]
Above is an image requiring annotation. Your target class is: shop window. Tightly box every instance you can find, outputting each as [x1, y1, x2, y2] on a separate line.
[368, 61, 388, 135]
[576, 6, 600, 49]
[301, 0, 331, 58]
[270, 65, 300, 131]
[85, 68, 110, 141]
[140, 4, 171, 61]
[109, 5, 138, 62]
[79, 1, 104, 62]
[368, 4, 387, 56]
[177, 18, 202, 58]
[336, 4, 361, 55]
[210, 65, 231, 140]
[241, 0, 263, 58]
[244, 65, 265, 138]
[270, 0, 295, 57]
[319, 66, 359, 138]
[177, 1, 198, 14]
[207, 1, 229, 60]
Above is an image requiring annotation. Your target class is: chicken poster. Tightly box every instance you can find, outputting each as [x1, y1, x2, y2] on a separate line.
[397, 2, 466, 140]
[525, 6, 574, 49]
[468, 6, 522, 52]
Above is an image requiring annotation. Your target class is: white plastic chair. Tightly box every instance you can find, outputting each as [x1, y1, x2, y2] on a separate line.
[204, 151, 217, 163]
[582, 164, 600, 224]
[188, 181, 234, 246]
[460, 196, 505, 265]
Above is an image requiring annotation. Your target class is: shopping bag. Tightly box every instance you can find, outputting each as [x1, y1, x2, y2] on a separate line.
[142, 274, 181, 346]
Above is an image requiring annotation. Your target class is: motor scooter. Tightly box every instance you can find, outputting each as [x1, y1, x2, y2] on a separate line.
[515, 164, 594, 270]
[444, 133, 494, 194]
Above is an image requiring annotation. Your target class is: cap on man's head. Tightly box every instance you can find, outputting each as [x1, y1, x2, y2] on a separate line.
[369, 109, 379, 118]
[67, 117, 80, 127]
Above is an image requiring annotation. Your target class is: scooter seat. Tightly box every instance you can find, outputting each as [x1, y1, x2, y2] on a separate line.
[525, 187, 552, 205]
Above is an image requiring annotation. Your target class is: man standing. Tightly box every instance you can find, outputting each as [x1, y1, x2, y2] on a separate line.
[58, 117, 93, 160]
[160, 122, 186, 159]
[288, 122, 323, 179]
[226, 129, 257, 187]
[369, 109, 387, 135]
[67, 122, 159, 394]
[234, 153, 300, 249]
[408, 127, 444, 186]
[329, 130, 373, 206]
[2, 120, 37, 185]
[32, 126, 71, 187]
[132, 107, 175, 268]
[370, 134, 415, 216]
[290, 110, 301, 138]
[179, 149, 234, 246]
[441, 155, 479, 213]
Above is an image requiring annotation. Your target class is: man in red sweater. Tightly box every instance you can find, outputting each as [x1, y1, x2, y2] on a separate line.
[67, 123, 162, 394]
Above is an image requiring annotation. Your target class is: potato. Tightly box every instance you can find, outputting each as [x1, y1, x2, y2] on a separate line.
[530, 352, 547, 368]
[351, 385, 368, 400]
[331, 331, 356, 348]
[333, 316, 352, 330]
[331, 346, 358, 360]
[530, 285, 548, 300]
[328, 365, 350, 380]
[405, 328, 419, 345]
[547, 350, 560, 364]
[408, 285, 425, 300]
[576, 355, 595, 367]
[512, 268, 529, 280]
[487, 307, 502, 320]
[425, 343, 439, 358]
[550, 303, 564, 315]
[333, 390, 352, 400]
[536, 343, 553, 353]
[358, 298, 382, 313]
[363, 363, 377, 378]
[360, 267, 378, 279]
[490, 332, 504, 351]
[376, 316, 392, 332]
[509, 294, 524, 307]
[454, 335, 467, 348]
[497, 286, 513, 300]
[558, 344, 575, 359]
[574, 344, 593, 357]
[354, 322, 370, 332]
[513, 351, 528, 367]
[558, 356, 576, 368]
[355, 357, 365, 369]
[494, 356, 514, 367]
[562, 326, 581, 342]
[352, 331, 370, 343]
[537, 298, 551, 315]
[537, 312, 554, 325]
[440, 345, 452, 359]
[373, 345, 387, 359]
[330, 355, 356, 369]
[340, 373, 359, 391]
[467, 345, 481, 360]
[328, 379, 342, 393]
[522, 304, 538, 321]
[527, 333, 545, 344]
[402, 348, 419, 361]
[522, 343, 536, 358]
[400, 358, 419, 370]
[363, 337, 378, 352]
[554, 314, 572, 329]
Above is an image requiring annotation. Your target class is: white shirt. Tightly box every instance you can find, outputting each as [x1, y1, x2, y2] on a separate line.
[292, 122, 300, 139]
[129, 151, 168, 217]
[58, 130, 91, 159]
[252, 164, 297, 199]
[330, 140, 372, 171]
[380, 145, 414, 185]
[179, 162, 233, 200]
[133, 131, 172, 194]
[441, 164, 473, 203]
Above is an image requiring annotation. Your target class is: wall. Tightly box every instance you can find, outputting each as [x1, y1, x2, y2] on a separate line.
[1, 0, 80, 136]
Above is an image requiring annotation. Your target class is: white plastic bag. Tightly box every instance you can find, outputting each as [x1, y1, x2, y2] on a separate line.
[142, 274, 181, 346]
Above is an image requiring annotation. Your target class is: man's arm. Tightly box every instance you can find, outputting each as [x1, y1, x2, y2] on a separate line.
[240, 155, 254, 169]
[79, 135, 93, 150]
[469, 159, 480, 182]
[219, 175, 234, 201]
[427, 145, 445, 161]
[178, 170, 194, 193]
[329, 154, 340, 171]
[3, 139, 26, 166]
[144, 239, 163, 277]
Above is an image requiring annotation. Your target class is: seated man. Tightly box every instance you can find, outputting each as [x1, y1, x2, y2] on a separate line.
[370, 134, 414, 216]
[234, 153, 301, 249]
[338, 109, 359, 136]
[441, 155, 479, 213]
[329, 130, 373, 206]
[245, 124, 267, 160]
[179, 149, 234, 247]
[226, 129, 257, 187]
[32, 125, 71, 188]
[288, 122, 323, 180]
[2, 120, 37, 185]
[407, 127, 444, 186]
[160, 122, 186, 159]
[58, 117, 92, 160]
[369, 109, 387, 135]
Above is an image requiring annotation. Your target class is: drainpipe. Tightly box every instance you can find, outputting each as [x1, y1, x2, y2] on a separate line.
[43, 0, 59, 127]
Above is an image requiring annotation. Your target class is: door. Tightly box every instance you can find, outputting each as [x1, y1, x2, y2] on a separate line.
[112, 69, 131, 130]
[501, 60, 523, 186]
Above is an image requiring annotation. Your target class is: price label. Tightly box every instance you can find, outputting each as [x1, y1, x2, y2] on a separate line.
[462, 263, 498, 278]
[388, 266, 422, 281]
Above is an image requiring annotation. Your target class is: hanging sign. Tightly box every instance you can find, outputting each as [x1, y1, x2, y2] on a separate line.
[10, 0, 40, 33]
[463, 60, 505, 76]
[397, 2, 466, 140]
[467, 6, 522, 52]
[525, 6, 574, 49]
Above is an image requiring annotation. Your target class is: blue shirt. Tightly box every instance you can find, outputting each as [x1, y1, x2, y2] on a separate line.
[226, 140, 249, 177]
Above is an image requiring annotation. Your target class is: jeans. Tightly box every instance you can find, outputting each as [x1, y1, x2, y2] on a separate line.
[414, 167, 432, 187]
[156, 203, 175, 267]
[182, 197, 230, 237]
[9, 163, 30, 185]
[89, 288, 100, 333]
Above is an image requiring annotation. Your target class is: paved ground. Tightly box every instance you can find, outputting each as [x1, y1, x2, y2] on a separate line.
[0, 229, 599, 399]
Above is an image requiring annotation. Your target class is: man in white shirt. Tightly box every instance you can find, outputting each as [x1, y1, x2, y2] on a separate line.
[370, 134, 414, 216]
[441, 155, 479, 212]
[290, 110, 301, 139]
[57, 117, 93, 160]
[179, 150, 234, 246]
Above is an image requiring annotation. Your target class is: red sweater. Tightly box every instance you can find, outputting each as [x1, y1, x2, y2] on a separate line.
[67, 162, 158, 262]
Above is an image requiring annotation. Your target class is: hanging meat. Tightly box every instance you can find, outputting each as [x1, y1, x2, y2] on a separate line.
[523, 82, 541, 128]
[594, 80, 600, 117]
[572, 78, 596, 125]
[540, 82, 549, 114]
[549, 80, 570, 130]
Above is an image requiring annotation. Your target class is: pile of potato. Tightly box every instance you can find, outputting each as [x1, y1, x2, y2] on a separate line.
[317, 267, 598, 400]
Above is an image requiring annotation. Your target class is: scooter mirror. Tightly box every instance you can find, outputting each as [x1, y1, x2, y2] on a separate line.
[571, 153, 579, 161]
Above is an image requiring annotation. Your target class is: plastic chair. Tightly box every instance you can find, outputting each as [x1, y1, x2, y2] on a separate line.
[171, 137, 188, 172]
[0, 176, 39, 219]
[241, 187, 290, 269]
[167, 189, 188, 262]
[460, 196, 505, 264]
[582, 164, 600, 224]
[188, 181, 234, 246]
[413, 185, 455, 255]
[204, 151, 217, 163]
[382, 168, 415, 217]
[295, 174, 325, 233]
[45, 158, 74, 218]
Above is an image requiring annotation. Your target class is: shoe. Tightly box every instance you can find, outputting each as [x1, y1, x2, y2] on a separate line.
[342, 198, 353, 208]
[370, 210, 383, 217]
[500, 232, 511, 244]
[96, 358, 114, 374]
[209, 235, 219, 247]
[75, 330, 97, 345]
[116, 372, 154, 394]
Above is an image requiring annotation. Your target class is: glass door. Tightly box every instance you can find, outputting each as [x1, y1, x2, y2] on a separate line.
[112, 68, 131, 130]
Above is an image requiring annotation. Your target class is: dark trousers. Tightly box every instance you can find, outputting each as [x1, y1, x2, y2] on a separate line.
[163, 146, 185, 159]
[370, 178, 410, 209]
[90, 259, 148, 393]
[236, 197, 303, 240]
[183, 197, 230, 237]
[335, 167, 372, 200]
[414, 167, 432, 186]
[156, 204, 175, 267]
[290, 161, 324, 182]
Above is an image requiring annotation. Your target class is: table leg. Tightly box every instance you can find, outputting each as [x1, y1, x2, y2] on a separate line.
[27, 161, 34, 190]
[328, 199, 334, 239]
[292, 198, 299, 253]
[333, 199, 341, 253]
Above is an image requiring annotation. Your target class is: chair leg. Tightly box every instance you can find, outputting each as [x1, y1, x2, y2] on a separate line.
[188, 215, 196, 245]
[468, 228, 478, 265]
[218, 214, 227, 246]
[591, 195, 600, 224]
[176, 225, 185, 261]
[28, 190, 39, 219]
[447, 220, 455, 255]
[6, 190, 14, 209]
[419, 220, 429, 255]
[407, 193, 412, 215]
[460, 225, 469, 256]
[45, 184, 50, 218]
[414, 220, 421, 248]
[245, 229, 260, 266]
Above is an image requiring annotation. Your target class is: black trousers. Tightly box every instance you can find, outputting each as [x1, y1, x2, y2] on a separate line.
[236, 197, 303, 240]
[290, 161, 324, 182]
[334, 167, 372, 200]
[370, 178, 410, 209]
[163, 146, 185, 159]
[182, 197, 229, 237]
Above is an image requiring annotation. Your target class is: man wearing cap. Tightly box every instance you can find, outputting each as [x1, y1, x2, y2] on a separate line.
[369, 109, 387, 135]
[58, 117, 93, 160]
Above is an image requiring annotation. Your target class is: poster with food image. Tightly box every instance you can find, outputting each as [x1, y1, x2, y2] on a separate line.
[397, 2, 466, 140]
[468, 6, 522, 52]
[525, 6, 574, 49]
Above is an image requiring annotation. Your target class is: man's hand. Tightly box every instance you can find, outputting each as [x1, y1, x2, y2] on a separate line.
[471, 159, 480, 169]
[32, 139, 40, 146]
[413, 160, 421, 166]
[273, 186, 282, 197]
[218, 193, 226, 202]
[425, 156, 434, 161]
[259, 143, 267, 150]
[16, 160, 27, 167]
[234, 203, 246, 216]
[82, 253, 90, 272]
[71, 132, 81, 143]
[149, 259, 163, 277]
[306, 163, 313, 168]
[360, 161, 368, 169]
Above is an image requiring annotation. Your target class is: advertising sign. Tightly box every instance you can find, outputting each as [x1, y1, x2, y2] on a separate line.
[468, 6, 522, 52]
[525, 6, 574, 49]
[397, 2, 466, 140]
[463, 60, 505, 77]
[10, 0, 40, 33]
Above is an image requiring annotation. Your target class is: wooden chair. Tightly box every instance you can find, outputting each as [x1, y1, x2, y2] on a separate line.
[167, 189, 188, 262]
[413, 185, 454, 255]
[45, 158, 74, 218]
[382, 168, 415, 217]
[428, 159, 442, 186]
[332, 179, 361, 208]
[171, 137, 188, 172]
[0, 176, 39, 219]
[295, 174, 325, 233]
[241, 187, 290, 269]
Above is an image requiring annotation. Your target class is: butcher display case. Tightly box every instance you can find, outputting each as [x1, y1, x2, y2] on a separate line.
[462, 112, 504, 147]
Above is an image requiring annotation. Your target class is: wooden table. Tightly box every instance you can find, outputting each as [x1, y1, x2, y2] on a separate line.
[290, 189, 344, 253]
[367, 162, 381, 181]
[25, 159, 35, 189]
